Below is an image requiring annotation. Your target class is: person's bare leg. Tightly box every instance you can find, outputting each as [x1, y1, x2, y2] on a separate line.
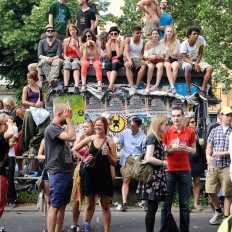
[224, 196, 232, 216]
[145, 63, 155, 92]
[106, 71, 111, 83]
[208, 193, 220, 209]
[83, 195, 95, 224]
[47, 206, 59, 232]
[100, 195, 111, 232]
[185, 74, 191, 92]
[44, 182, 50, 213]
[150, 62, 163, 91]
[201, 66, 213, 92]
[73, 70, 80, 87]
[55, 205, 66, 232]
[109, 71, 117, 90]
[171, 61, 180, 83]
[63, 69, 70, 86]
[71, 200, 80, 228]
[164, 62, 174, 88]
[125, 64, 134, 87]
[122, 177, 130, 203]
[193, 177, 201, 208]
[136, 64, 146, 86]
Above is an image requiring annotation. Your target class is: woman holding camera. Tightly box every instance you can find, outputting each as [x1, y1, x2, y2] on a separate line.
[80, 29, 102, 92]
[71, 117, 117, 232]
[63, 24, 83, 94]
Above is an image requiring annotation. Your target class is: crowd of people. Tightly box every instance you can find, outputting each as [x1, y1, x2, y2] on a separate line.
[28, 0, 221, 103]
[0, 0, 231, 232]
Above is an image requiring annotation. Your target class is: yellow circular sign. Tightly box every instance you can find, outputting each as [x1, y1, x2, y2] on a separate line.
[109, 115, 125, 133]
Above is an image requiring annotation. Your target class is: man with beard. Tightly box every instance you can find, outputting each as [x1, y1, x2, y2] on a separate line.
[38, 24, 63, 88]
[137, 0, 162, 36]
[76, 0, 96, 34]
[48, 0, 71, 41]
[45, 103, 76, 232]
[159, 0, 173, 39]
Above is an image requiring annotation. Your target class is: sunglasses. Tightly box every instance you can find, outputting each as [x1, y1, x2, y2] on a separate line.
[85, 34, 92, 38]
[46, 30, 54, 33]
[189, 121, 196, 123]
[110, 32, 118, 36]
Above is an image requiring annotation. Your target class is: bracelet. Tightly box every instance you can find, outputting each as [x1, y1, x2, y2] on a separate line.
[33, 103, 36, 107]
[161, 160, 163, 166]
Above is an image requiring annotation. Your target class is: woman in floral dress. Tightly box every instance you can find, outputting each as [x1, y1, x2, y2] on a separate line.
[136, 114, 169, 232]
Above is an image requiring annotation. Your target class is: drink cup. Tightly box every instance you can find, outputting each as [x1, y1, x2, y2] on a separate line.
[171, 139, 178, 149]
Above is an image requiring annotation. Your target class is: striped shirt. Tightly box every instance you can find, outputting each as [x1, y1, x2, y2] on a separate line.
[208, 125, 232, 168]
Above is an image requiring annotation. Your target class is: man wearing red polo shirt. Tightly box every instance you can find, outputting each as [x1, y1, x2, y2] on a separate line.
[160, 106, 196, 232]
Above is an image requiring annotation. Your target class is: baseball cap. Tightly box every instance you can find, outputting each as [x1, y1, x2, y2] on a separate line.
[220, 107, 232, 115]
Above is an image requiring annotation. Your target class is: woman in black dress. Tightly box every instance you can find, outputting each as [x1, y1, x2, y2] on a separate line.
[184, 116, 205, 211]
[136, 114, 169, 232]
[71, 117, 117, 232]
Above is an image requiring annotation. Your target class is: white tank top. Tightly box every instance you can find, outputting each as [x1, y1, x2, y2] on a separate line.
[129, 37, 143, 58]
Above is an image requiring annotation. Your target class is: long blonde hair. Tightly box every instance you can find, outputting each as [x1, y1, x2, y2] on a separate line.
[163, 26, 177, 53]
[147, 114, 168, 142]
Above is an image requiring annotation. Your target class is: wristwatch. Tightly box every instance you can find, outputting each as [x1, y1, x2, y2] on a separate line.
[192, 62, 196, 66]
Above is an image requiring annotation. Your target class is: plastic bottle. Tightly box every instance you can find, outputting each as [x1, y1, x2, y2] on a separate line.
[76, 225, 80, 232]
[116, 140, 121, 152]
[94, 217, 101, 231]
[84, 219, 90, 232]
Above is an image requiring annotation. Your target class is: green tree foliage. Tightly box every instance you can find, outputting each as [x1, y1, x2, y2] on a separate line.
[0, 0, 110, 102]
[109, 0, 232, 92]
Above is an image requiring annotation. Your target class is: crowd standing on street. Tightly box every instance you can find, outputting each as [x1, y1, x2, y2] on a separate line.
[0, 0, 231, 232]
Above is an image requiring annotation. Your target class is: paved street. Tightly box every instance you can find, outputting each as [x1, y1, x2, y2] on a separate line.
[1, 205, 220, 232]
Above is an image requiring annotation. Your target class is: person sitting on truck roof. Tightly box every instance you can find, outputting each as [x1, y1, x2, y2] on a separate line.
[123, 26, 147, 96]
[180, 26, 215, 98]
[80, 29, 102, 92]
[105, 26, 124, 93]
[141, 28, 176, 94]
[63, 24, 83, 94]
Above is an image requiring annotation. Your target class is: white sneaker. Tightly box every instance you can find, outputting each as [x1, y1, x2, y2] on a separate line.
[129, 87, 136, 96]
[209, 211, 223, 224]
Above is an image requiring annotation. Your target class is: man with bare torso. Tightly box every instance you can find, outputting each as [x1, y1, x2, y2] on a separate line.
[137, 0, 162, 36]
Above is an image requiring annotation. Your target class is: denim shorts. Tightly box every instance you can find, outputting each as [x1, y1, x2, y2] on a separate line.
[49, 172, 73, 208]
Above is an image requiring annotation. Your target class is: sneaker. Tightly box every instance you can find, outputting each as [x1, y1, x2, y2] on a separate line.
[81, 85, 86, 92]
[97, 85, 102, 92]
[207, 93, 222, 103]
[209, 211, 224, 225]
[9, 203, 16, 209]
[62, 86, 68, 93]
[120, 202, 128, 212]
[68, 225, 77, 232]
[140, 202, 148, 211]
[74, 86, 80, 94]
[129, 87, 136, 96]
[186, 90, 192, 96]
[22, 151, 29, 158]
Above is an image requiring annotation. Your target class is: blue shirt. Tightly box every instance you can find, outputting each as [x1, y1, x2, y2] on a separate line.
[159, 13, 174, 39]
[119, 129, 146, 167]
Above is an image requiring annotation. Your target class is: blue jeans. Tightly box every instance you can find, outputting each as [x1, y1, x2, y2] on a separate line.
[160, 171, 191, 232]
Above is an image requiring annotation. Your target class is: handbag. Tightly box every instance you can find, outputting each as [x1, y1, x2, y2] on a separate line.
[130, 142, 154, 184]
[30, 86, 49, 126]
[35, 169, 45, 192]
[84, 137, 107, 170]
[162, 212, 179, 232]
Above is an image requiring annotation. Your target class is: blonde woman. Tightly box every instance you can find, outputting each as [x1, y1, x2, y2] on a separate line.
[136, 114, 168, 232]
[161, 26, 181, 86]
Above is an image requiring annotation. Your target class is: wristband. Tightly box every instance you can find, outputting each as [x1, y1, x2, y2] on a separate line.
[33, 103, 36, 107]
[161, 160, 163, 166]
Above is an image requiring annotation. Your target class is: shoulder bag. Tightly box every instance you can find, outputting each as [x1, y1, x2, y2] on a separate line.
[30, 86, 50, 126]
[84, 137, 107, 170]
[130, 141, 154, 184]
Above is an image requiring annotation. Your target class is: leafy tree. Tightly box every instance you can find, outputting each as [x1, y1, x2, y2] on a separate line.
[0, 0, 110, 103]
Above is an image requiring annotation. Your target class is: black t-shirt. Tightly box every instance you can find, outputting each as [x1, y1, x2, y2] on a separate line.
[0, 132, 9, 177]
[76, 9, 96, 34]
[87, 2, 98, 35]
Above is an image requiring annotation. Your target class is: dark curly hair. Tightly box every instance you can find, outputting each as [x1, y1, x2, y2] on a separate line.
[81, 29, 97, 43]
[99, 32, 109, 50]
[186, 26, 201, 38]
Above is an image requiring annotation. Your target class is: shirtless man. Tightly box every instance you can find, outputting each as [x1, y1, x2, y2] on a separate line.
[137, 0, 162, 36]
